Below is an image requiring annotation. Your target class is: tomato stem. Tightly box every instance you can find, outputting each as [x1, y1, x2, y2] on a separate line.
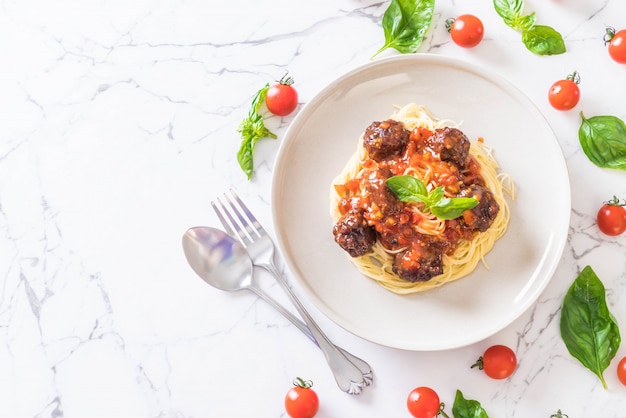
[292, 377, 314, 389]
[605, 195, 626, 207]
[445, 18, 455, 33]
[278, 71, 295, 86]
[437, 402, 451, 418]
[566, 71, 580, 84]
[604, 26, 616, 45]
[470, 356, 485, 370]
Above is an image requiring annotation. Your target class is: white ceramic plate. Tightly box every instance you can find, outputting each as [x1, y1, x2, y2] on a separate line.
[271, 54, 570, 351]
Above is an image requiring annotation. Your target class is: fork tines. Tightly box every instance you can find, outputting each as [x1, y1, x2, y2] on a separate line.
[211, 190, 265, 246]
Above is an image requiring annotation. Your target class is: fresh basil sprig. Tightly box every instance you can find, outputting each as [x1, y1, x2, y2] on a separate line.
[560, 265, 621, 389]
[236, 84, 277, 180]
[372, 0, 435, 58]
[452, 390, 489, 418]
[578, 112, 626, 171]
[386, 175, 478, 220]
[493, 0, 565, 55]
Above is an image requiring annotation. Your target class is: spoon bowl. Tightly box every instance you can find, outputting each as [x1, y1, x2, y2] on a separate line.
[182, 226, 253, 292]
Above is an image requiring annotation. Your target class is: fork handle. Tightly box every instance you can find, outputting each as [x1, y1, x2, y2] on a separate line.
[249, 284, 373, 383]
[262, 261, 369, 395]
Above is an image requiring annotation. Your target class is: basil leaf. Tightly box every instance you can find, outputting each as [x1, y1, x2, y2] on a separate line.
[493, 0, 525, 28]
[386, 175, 479, 220]
[236, 84, 277, 180]
[522, 25, 566, 55]
[431, 197, 479, 220]
[560, 265, 621, 389]
[385, 175, 428, 201]
[578, 113, 626, 171]
[372, 0, 435, 57]
[452, 390, 489, 418]
[250, 83, 268, 114]
[426, 185, 445, 206]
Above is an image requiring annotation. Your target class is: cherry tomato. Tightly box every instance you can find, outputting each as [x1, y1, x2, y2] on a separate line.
[548, 72, 580, 111]
[596, 196, 626, 236]
[285, 378, 319, 418]
[605, 27, 626, 64]
[265, 73, 298, 116]
[406, 386, 441, 418]
[617, 357, 626, 386]
[472, 344, 517, 379]
[446, 14, 484, 48]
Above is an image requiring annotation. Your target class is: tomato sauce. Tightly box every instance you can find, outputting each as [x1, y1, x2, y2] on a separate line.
[334, 123, 496, 282]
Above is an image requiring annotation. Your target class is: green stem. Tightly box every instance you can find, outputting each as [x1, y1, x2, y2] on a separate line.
[437, 402, 451, 418]
[471, 356, 484, 370]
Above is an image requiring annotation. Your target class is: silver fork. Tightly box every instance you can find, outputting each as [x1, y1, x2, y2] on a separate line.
[212, 190, 372, 394]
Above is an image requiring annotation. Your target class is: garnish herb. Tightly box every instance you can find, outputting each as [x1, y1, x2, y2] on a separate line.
[493, 0, 565, 55]
[452, 390, 489, 418]
[559, 265, 621, 389]
[578, 112, 626, 171]
[372, 0, 435, 58]
[386, 175, 478, 220]
[550, 410, 569, 418]
[521, 25, 567, 55]
[237, 84, 277, 180]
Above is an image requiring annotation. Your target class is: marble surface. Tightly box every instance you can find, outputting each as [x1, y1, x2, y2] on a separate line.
[2, 0, 626, 416]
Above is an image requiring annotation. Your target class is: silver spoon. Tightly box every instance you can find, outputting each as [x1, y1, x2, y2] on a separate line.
[182, 227, 373, 389]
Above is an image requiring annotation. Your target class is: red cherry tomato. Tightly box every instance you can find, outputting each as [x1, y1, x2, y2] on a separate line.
[265, 73, 298, 116]
[446, 14, 484, 48]
[472, 344, 517, 379]
[406, 386, 441, 418]
[548, 72, 580, 111]
[284, 378, 319, 418]
[617, 357, 626, 386]
[605, 27, 626, 64]
[596, 196, 626, 236]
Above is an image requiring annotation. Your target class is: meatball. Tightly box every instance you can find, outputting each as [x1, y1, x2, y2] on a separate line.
[425, 127, 470, 169]
[333, 209, 377, 257]
[392, 240, 444, 282]
[458, 185, 500, 232]
[362, 168, 403, 219]
[363, 119, 410, 161]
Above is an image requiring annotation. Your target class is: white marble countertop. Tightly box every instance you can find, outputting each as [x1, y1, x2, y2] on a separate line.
[2, 0, 626, 417]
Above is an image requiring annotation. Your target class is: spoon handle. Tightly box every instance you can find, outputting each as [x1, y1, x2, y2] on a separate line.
[248, 284, 373, 383]
[262, 260, 370, 395]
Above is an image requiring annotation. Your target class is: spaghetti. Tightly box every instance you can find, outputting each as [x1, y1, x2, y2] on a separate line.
[330, 103, 513, 295]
